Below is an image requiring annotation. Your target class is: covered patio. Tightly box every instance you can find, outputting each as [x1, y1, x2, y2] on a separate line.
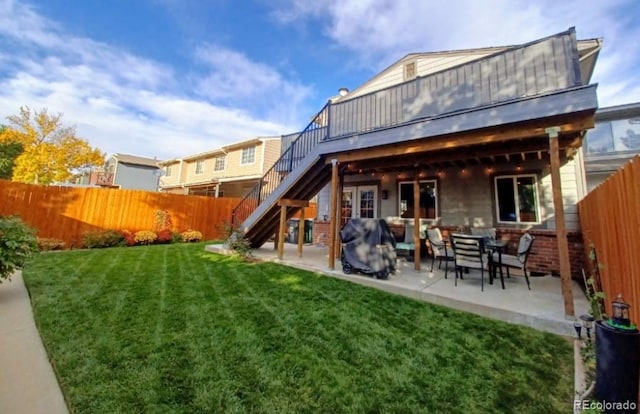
[207, 242, 589, 337]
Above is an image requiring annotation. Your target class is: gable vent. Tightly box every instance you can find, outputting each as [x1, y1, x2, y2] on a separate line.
[404, 61, 417, 80]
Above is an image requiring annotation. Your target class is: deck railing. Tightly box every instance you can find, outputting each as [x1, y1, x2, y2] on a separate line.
[328, 29, 580, 139]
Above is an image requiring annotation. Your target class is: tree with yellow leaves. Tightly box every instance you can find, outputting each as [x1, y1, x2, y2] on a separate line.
[0, 106, 105, 184]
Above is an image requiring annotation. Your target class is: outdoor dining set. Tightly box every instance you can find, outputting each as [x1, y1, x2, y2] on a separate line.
[395, 224, 535, 291]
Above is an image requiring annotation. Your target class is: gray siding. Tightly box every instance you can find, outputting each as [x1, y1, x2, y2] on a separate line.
[329, 30, 579, 139]
[114, 163, 159, 191]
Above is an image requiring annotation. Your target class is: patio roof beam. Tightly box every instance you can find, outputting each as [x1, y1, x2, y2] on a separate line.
[341, 138, 568, 173]
[325, 113, 594, 165]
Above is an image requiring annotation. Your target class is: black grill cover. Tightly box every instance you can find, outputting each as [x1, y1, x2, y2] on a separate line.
[340, 218, 397, 276]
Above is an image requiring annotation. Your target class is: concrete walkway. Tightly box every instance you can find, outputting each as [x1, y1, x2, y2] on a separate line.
[0, 271, 68, 414]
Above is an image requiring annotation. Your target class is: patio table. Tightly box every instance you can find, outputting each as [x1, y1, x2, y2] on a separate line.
[486, 239, 508, 289]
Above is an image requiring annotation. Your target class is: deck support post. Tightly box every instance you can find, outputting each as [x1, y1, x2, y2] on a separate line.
[413, 177, 421, 270]
[546, 126, 575, 318]
[328, 159, 339, 270]
[335, 172, 343, 259]
[278, 205, 287, 260]
[297, 207, 305, 257]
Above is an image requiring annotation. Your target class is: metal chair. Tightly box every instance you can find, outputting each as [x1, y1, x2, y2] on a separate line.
[395, 223, 426, 262]
[451, 233, 488, 291]
[426, 228, 453, 278]
[491, 233, 534, 290]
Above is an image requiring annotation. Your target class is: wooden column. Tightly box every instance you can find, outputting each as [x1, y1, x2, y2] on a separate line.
[413, 177, 421, 270]
[277, 205, 287, 260]
[335, 173, 343, 259]
[276, 199, 309, 260]
[546, 126, 575, 317]
[297, 207, 305, 257]
[328, 159, 339, 269]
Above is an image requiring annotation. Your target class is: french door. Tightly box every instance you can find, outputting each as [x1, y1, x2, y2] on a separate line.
[342, 185, 378, 223]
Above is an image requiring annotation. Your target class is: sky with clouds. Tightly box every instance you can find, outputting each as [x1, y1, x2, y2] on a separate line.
[0, 0, 638, 161]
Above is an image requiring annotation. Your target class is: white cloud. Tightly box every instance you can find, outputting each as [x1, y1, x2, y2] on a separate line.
[0, 0, 301, 161]
[272, 0, 640, 106]
[192, 44, 314, 125]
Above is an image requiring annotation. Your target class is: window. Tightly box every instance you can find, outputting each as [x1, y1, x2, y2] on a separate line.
[398, 180, 437, 219]
[214, 156, 225, 171]
[195, 159, 205, 175]
[241, 146, 256, 165]
[586, 117, 640, 155]
[495, 174, 539, 223]
[165, 165, 172, 177]
[404, 61, 417, 80]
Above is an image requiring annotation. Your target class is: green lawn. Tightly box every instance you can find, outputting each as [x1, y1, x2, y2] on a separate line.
[23, 243, 573, 413]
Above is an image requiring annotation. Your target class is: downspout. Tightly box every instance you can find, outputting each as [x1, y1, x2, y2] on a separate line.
[113, 158, 119, 186]
[261, 139, 266, 174]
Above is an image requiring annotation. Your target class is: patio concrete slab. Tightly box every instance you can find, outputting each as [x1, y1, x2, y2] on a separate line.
[207, 242, 590, 337]
[0, 271, 69, 414]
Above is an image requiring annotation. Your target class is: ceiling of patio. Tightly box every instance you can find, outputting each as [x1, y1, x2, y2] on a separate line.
[340, 131, 583, 175]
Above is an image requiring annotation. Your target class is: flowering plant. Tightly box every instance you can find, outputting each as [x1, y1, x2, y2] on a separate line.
[180, 230, 202, 243]
[134, 230, 158, 245]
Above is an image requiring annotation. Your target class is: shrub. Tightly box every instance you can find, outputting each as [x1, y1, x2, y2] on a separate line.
[121, 230, 136, 246]
[155, 210, 173, 231]
[134, 230, 158, 245]
[83, 230, 125, 249]
[180, 230, 202, 243]
[221, 221, 252, 260]
[0, 215, 38, 282]
[37, 237, 66, 251]
[156, 229, 173, 244]
[171, 231, 183, 243]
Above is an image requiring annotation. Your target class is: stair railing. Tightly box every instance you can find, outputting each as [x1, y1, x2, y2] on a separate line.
[231, 103, 329, 226]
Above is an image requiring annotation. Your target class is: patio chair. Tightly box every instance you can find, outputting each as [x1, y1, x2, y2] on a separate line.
[491, 233, 534, 290]
[426, 227, 453, 278]
[451, 234, 488, 291]
[395, 223, 426, 262]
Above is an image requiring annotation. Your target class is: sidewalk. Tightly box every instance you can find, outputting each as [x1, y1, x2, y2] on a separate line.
[0, 271, 69, 414]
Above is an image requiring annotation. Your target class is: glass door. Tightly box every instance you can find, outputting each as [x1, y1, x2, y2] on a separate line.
[357, 185, 377, 218]
[341, 187, 356, 225]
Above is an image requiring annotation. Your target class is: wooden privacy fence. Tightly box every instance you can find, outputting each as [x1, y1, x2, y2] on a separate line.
[0, 180, 241, 247]
[0, 180, 317, 248]
[578, 155, 640, 324]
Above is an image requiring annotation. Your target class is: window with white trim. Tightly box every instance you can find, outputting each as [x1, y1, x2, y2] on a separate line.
[241, 146, 256, 165]
[495, 174, 540, 223]
[214, 156, 225, 171]
[398, 180, 437, 219]
[195, 159, 205, 175]
[165, 165, 172, 177]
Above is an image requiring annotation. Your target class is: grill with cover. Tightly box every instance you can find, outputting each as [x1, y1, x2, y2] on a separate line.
[339, 218, 397, 279]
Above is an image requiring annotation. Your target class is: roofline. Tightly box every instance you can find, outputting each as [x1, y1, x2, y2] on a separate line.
[595, 102, 640, 121]
[180, 136, 281, 161]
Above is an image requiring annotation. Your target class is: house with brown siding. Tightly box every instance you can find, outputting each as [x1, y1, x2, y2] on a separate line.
[158, 136, 281, 198]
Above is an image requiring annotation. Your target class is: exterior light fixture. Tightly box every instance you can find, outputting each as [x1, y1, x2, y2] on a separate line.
[580, 314, 595, 343]
[573, 320, 582, 339]
[609, 294, 635, 330]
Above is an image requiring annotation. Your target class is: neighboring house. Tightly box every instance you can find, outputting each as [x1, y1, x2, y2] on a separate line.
[158, 137, 281, 198]
[91, 154, 162, 191]
[583, 102, 640, 191]
[232, 28, 602, 316]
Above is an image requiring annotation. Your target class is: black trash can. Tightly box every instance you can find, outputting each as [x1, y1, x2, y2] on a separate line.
[595, 321, 640, 412]
[286, 219, 313, 244]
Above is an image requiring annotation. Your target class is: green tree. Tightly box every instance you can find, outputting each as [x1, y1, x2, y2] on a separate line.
[1, 106, 105, 184]
[0, 126, 24, 179]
